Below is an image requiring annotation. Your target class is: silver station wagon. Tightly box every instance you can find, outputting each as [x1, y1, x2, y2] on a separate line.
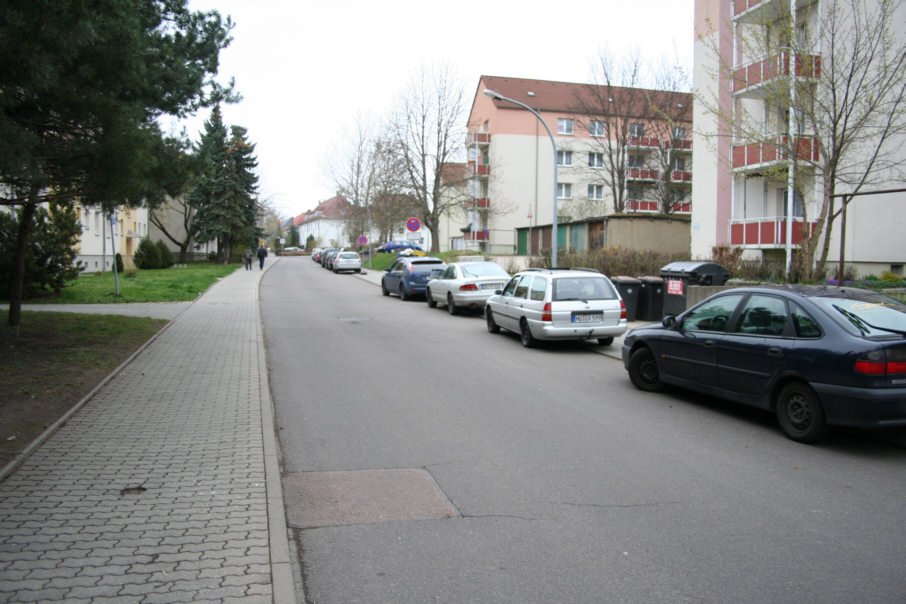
[484, 268, 627, 347]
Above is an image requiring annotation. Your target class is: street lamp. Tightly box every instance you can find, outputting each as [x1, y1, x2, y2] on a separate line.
[482, 89, 559, 268]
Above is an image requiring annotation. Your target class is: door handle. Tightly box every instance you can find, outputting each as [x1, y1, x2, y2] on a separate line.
[767, 347, 782, 356]
[704, 340, 716, 347]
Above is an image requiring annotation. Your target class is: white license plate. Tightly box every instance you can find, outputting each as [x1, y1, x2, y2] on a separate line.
[572, 313, 602, 323]
[481, 283, 503, 290]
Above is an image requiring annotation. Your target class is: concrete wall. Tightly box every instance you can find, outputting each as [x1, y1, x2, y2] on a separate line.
[605, 215, 690, 256]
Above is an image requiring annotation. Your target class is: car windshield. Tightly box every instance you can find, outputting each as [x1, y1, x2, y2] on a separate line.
[462, 264, 509, 278]
[339, 252, 359, 259]
[552, 277, 617, 301]
[813, 294, 906, 337]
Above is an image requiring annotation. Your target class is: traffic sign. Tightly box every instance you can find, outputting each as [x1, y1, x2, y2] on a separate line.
[406, 217, 421, 232]
[358, 236, 368, 245]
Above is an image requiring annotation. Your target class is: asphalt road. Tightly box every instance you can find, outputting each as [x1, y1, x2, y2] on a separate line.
[261, 257, 906, 604]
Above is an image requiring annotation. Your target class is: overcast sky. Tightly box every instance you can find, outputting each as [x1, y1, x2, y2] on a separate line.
[174, 0, 694, 220]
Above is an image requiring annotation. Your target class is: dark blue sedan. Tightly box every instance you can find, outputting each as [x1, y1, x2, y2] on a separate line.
[381, 256, 446, 300]
[622, 285, 906, 443]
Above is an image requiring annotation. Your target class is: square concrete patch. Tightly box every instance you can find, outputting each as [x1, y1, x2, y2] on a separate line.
[283, 469, 459, 529]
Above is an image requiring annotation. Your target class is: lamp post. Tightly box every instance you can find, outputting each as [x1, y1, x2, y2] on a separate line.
[483, 89, 559, 268]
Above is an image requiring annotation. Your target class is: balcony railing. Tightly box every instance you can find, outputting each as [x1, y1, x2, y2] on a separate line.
[467, 161, 490, 176]
[464, 198, 490, 210]
[462, 229, 489, 242]
[466, 132, 491, 145]
[671, 170, 692, 182]
[731, 135, 820, 170]
[728, 216, 816, 247]
[733, 0, 764, 17]
[626, 200, 691, 213]
[627, 167, 659, 181]
[733, 52, 821, 95]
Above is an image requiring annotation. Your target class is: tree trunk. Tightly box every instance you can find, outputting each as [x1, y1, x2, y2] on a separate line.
[8, 202, 37, 327]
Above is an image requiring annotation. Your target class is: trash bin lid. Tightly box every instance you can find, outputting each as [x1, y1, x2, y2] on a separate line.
[612, 275, 641, 283]
[660, 261, 728, 276]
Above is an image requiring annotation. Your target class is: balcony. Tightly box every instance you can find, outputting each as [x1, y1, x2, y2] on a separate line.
[627, 167, 659, 181]
[462, 229, 489, 242]
[464, 198, 490, 211]
[466, 132, 491, 145]
[671, 170, 692, 183]
[733, 52, 821, 97]
[626, 200, 691, 213]
[734, 0, 815, 22]
[728, 216, 817, 247]
[731, 135, 820, 172]
[468, 161, 490, 177]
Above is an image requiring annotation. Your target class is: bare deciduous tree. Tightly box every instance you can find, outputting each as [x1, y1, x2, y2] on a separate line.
[387, 63, 470, 252]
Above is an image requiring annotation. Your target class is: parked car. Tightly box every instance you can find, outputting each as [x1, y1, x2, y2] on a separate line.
[485, 268, 627, 347]
[426, 261, 511, 315]
[333, 251, 362, 274]
[311, 247, 323, 262]
[621, 285, 906, 443]
[317, 247, 337, 266]
[381, 257, 446, 300]
[322, 249, 340, 270]
[377, 240, 423, 254]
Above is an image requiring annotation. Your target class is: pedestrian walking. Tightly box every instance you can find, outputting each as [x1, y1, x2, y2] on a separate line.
[256, 245, 268, 270]
[243, 247, 253, 270]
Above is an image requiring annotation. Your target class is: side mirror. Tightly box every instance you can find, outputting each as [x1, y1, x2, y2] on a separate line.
[662, 315, 677, 329]
[495, 289, 503, 295]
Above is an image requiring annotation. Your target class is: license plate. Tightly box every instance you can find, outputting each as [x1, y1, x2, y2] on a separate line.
[572, 313, 602, 323]
[481, 283, 502, 290]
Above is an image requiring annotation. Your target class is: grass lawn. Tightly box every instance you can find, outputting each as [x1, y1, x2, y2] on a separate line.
[0, 312, 168, 467]
[16, 264, 240, 304]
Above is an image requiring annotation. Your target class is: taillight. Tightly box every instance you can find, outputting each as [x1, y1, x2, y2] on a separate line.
[855, 349, 906, 375]
[542, 302, 552, 322]
[459, 284, 478, 291]
[620, 300, 627, 320]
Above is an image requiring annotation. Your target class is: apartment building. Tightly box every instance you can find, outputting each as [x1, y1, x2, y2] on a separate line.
[693, 0, 906, 276]
[460, 75, 693, 255]
[75, 204, 148, 272]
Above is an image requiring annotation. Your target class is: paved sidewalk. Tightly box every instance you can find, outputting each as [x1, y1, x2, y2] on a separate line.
[0, 260, 294, 603]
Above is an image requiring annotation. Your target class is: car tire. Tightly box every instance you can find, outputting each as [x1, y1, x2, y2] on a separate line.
[426, 288, 437, 308]
[381, 282, 390, 296]
[597, 337, 614, 346]
[399, 285, 409, 301]
[447, 294, 458, 316]
[776, 382, 829, 443]
[519, 319, 535, 348]
[486, 308, 500, 334]
[628, 347, 663, 392]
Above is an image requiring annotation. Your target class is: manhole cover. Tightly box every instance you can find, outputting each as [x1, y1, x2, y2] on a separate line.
[283, 469, 458, 529]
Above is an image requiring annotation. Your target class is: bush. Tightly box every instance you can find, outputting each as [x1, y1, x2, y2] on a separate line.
[0, 202, 83, 299]
[115, 253, 124, 273]
[156, 240, 174, 268]
[531, 247, 678, 277]
[132, 238, 162, 269]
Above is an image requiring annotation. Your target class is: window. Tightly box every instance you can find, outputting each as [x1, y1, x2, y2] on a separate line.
[588, 184, 604, 200]
[589, 120, 606, 137]
[682, 294, 744, 332]
[514, 275, 532, 299]
[630, 123, 644, 138]
[530, 277, 548, 301]
[557, 151, 573, 166]
[791, 303, 821, 338]
[628, 154, 644, 168]
[627, 185, 643, 199]
[673, 157, 686, 171]
[671, 188, 686, 203]
[589, 152, 604, 167]
[672, 126, 686, 140]
[557, 118, 574, 135]
[736, 295, 788, 336]
[782, 189, 804, 218]
[502, 276, 520, 296]
[557, 183, 572, 199]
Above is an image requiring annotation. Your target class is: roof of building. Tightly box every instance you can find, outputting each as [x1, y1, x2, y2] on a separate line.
[475, 75, 693, 123]
[299, 194, 350, 224]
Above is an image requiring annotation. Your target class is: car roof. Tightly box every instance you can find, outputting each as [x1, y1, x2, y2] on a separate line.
[710, 284, 898, 302]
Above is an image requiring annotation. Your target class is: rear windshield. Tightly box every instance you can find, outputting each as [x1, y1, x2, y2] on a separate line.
[813, 294, 906, 337]
[553, 277, 617, 301]
[339, 252, 359, 259]
[409, 261, 444, 272]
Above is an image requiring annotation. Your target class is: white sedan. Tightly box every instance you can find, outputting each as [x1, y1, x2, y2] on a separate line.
[425, 261, 511, 315]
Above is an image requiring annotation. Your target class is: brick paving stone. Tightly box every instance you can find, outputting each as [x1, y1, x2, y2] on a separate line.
[0, 263, 290, 602]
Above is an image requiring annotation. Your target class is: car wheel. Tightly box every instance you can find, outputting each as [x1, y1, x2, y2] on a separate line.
[776, 382, 829, 443]
[486, 308, 500, 334]
[597, 337, 614, 346]
[426, 288, 437, 308]
[399, 285, 409, 301]
[628, 347, 663, 392]
[519, 319, 535, 348]
[381, 282, 390, 296]
[447, 294, 458, 315]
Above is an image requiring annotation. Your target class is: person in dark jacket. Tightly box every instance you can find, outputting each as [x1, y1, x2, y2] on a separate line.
[256, 245, 268, 269]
